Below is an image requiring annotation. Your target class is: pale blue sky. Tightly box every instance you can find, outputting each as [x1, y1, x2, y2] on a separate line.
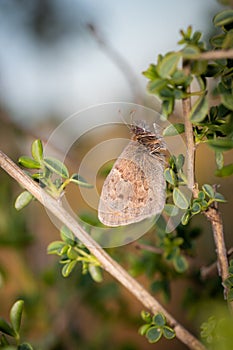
[0, 0, 223, 124]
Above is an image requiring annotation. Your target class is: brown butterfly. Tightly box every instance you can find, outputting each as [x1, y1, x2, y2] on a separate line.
[98, 121, 166, 226]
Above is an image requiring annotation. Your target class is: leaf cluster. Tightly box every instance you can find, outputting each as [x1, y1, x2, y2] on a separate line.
[139, 311, 175, 343]
[47, 225, 103, 283]
[15, 140, 93, 210]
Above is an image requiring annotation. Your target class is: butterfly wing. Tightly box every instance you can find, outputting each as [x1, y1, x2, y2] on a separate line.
[98, 141, 165, 226]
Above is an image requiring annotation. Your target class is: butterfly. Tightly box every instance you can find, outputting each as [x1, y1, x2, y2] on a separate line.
[98, 121, 166, 226]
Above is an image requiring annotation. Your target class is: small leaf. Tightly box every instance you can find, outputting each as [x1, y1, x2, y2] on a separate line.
[181, 211, 191, 225]
[164, 204, 179, 217]
[176, 154, 185, 170]
[153, 313, 166, 327]
[227, 288, 233, 302]
[206, 138, 233, 152]
[202, 184, 215, 198]
[60, 226, 76, 245]
[0, 318, 15, 336]
[141, 311, 152, 323]
[173, 188, 189, 210]
[139, 324, 151, 336]
[10, 300, 24, 334]
[146, 326, 162, 343]
[31, 140, 43, 163]
[163, 123, 185, 136]
[164, 168, 177, 186]
[157, 52, 181, 79]
[70, 174, 93, 188]
[88, 265, 103, 283]
[213, 9, 233, 27]
[215, 152, 224, 170]
[221, 91, 233, 111]
[173, 255, 188, 273]
[214, 192, 227, 203]
[163, 326, 176, 339]
[18, 156, 41, 169]
[215, 163, 233, 177]
[190, 95, 208, 123]
[191, 202, 202, 214]
[162, 98, 174, 117]
[47, 241, 67, 255]
[15, 191, 34, 211]
[43, 157, 69, 178]
[62, 261, 77, 277]
[147, 79, 168, 94]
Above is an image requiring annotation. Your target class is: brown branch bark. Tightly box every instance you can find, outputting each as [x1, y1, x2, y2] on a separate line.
[0, 150, 206, 350]
[188, 49, 233, 61]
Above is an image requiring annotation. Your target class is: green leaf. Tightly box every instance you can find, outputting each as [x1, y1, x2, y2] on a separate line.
[213, 9, 233, 27]
[175, 154, 185, 170]
[70, 174, 93, 188]
[62, 261, 77, 277]
[60, 226, 76, 245]
[67, 246, 79, 260]
[206, 138, 233, 152]
[224, 276, 233, 287]
[18, 343, 34, 350]
[147, 79, 168, 94]
[173, 188, 189, 209]
[18, 156, 41, 169]
[164, 204, 179, 217]
[139, 324, 151, 336]
[173, 255, 188, 273]
[162, 98, 174, 117]
[221, 91, 233, 111]
[181, 211, 191, 225]
[153, 313, 166, 327]
[223, 29, 233, 49]
[163, 326, 176, 340]
[214, 192, 227, 203]
[88, 265, 103, 283]
[47, 241, 67, 255]
[142, 64, 158, 80]
[227, 288, 233, 302]
[191, 202, 202, 214]
[190, 95, 208, 123]
[163, 123, 185, 136]
[164, 168, 177, 186]
[14, 191, 34, 211]
[157, 52, 181, 78]
[146, 326, 162, 343]
[31, 140, 43, 163]
[215, 163, 233, 177]
[141, 311, 152, 323]
[10, 300, 24, 334]
[202, 184, 215, 198]
[0, 318, 15, 336]
[43, 157, 69, 178]
[182, 45, 200, 58]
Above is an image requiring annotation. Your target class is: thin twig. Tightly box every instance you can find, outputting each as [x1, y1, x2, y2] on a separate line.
[188, 49, 233, 61]
[201, 248, 233, 280]
[182, 61, 195, 191]
[0, 150, 206, 350]
[134, 242, 163, 255]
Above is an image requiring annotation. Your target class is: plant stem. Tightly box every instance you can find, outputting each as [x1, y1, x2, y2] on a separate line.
[182, 62, 195, 191]
[0, 150, 206, 350]
[181, 62, 233, 310]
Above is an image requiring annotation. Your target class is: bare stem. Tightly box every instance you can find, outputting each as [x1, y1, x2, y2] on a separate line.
[0, 150, 206, 350]
[187, 49, 233, 61]
[182, 62, 195, 191]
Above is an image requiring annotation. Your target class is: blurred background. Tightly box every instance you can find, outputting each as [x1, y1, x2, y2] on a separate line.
[0, 0, 233, 349]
